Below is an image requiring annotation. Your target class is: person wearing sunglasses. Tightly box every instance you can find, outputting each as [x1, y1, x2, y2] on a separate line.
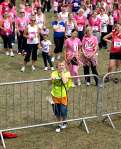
[21, 16, 40, 72]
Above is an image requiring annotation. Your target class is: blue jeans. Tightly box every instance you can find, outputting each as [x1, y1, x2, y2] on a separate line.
[52, 104, 67, 120]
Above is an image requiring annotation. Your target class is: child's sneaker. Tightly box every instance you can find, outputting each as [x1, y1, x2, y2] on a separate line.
[32, 65, 36, 71]
[18, 52, 22, 55]
[55, 126, 61, 133]
[72, 82, 76, 87]
[6, 51, 9, 56]
[86, 82, 90, 86]
[51, 67, 54, 71]
[10, 51, 14, 57]
[60, 123, 68, 129]
[21, 66, 25, 72]
[44, 67, 48, 71]
[51, 57, 55, 62]
[77, 80, 81, 86]
[12, 43, 15, 46]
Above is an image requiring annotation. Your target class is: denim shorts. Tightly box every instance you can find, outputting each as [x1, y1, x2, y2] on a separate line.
[52, 104, 67, 119]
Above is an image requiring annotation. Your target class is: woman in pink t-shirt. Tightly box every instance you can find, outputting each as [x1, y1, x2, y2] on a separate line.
[74, 8, 87, 41]
[113, 3, 120, 24]
[92, 0, 97, 10]
[64, 29, 82, 86]
[81, 26, 99, 86]
[0, 11, 14, 56]
[16, 9, 29, 54]
[89, 10, 101, 42]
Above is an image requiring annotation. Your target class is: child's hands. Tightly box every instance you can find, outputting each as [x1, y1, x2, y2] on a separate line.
[38, 44, 41, 49]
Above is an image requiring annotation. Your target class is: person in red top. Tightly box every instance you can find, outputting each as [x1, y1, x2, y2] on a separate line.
[104, 23, 121, 82]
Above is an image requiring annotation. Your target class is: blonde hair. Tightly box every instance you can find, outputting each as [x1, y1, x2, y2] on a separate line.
[78, 8, 84, 13]
[85, 26, 92, 34]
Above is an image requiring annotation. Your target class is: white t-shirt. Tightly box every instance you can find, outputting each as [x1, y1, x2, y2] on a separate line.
[27, 24, 39, 44]
[41, 40, 52, 53]
[65, 21, 75, 36]
[98, 14, 109, 33]
[36, 14, 44, 29]
[59, 12, 69, 23]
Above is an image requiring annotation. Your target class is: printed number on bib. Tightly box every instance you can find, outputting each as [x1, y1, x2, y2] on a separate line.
[73, 44, 78, 52]
[74, 2, 78, 7]
[114, 39, 121, 48]
[4, 21, 10, 29]
[78, 25, 83, 31]
[93, 26, 98, 31]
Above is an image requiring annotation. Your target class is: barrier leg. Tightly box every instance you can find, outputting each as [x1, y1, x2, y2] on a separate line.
[107, 115, 115, 129]
[0, 132, 6, 148]
[102, 114, 115, 129]
[82, 119, 90, 134]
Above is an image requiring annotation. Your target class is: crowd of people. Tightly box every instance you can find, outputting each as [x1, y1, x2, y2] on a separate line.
[0, 0, 121, 82]
[0, 0, 121, 133]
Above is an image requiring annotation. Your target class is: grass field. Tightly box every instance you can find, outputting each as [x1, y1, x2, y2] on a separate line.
[0, 1, 121, 149]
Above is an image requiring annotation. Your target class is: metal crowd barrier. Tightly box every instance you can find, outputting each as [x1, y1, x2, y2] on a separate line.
[0, 75, 99, 148]
[102, 71, 121, 128]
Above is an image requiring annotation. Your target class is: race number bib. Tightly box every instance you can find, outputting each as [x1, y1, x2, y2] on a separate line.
[78, 25, 83, 31]
[37, 19, 43, 24]
[20, 22, 26, 27]
[73, 44, 78, 52]
[101, 23, 107, 32]
[93, 26, 98, 31]
[114, 39, 121, 48]
[73, 2, 78, 7]
[58, 24, 65, 32]
[28, 32, 36, 42]
[4, 21, 10, 29]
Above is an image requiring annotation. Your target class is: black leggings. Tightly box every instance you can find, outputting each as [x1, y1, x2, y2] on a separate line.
[83, 63, 98, 85]
[99, 32, 107, 48]
[54, 36, 64, 54]
[1, 34, 12, 49]
[24, 44, 38, 62]
[42, 51, 53, 67]
[43, 0, 51, 12]
[17, 31, 27, 53]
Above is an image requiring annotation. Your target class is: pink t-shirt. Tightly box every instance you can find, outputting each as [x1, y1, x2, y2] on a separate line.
[16, 17, 29, 31]
[89, 16, 101, 32]
[9, 10, 16, 21]
[74, 15, 86, 31]
[25, 8, 32, 19]
[64, 37, 81, 58]
[1, 18, 12, 35]
[82, 35, 98, 57]
[92, 0, 97, 5]
[53, 1, 58, 11]
[113, 9, 120, 23]
[32, 1, 41, 9]
[106, 0, 113, 4]
[11, 6, 16, 17]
